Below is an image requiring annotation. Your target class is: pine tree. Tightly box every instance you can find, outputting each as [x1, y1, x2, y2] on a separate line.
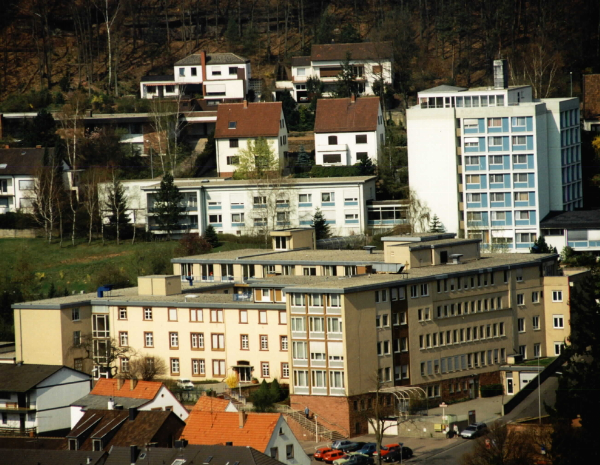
[153, 173, 184, 240]
[429, 214, 445, 233]
[312, 208, 330, 241]
[203, 224, 220, 248]
[104, 174, 130, 245]
[530, 235, 551, 253]
[334, 52, 359, 98]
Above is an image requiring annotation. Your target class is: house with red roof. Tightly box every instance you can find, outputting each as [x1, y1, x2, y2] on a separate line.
[314, 96, 385, 166]
[70, 378, 188, 428]
[214, 101, 288, 177]
[180, 410, 310, 465]
[192, 395, 238, 413]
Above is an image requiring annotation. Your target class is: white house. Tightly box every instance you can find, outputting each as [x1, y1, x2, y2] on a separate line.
[407, 60, 581, 252]
[540, 209, 600, 253]
[214, 101, 288, 177]
[140, 51, 251, 104]
[286, 42, 393, 100]
[70, 378, 189, 428]
[0, 364, 91, 435]
[0, 147, 46, 213]
[314, 96, 385, 166]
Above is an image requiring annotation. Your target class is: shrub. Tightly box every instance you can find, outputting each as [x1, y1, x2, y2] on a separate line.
[480, 383, 504, 397]
[175, 233, 212, 256]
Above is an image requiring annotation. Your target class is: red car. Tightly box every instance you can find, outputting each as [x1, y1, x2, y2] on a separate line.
[315, 448, 334, 461]
[373, 444, 400, 458]
[323, 450, 347, 464]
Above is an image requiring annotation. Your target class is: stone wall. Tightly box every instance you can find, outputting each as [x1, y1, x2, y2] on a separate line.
[0, 229, 38, 238]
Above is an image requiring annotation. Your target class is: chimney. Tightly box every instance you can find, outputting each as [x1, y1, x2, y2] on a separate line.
[350, 94, 356, 103]
[130, 378, 138, 390]
[86, 109, 93, 118]
[200, 50, 207, 82]
[226, 442, 233, 446]
[107, 398, 115, 410]
[130, 445, 138, 465]
[117, 378, 124, 390]
[493, 59, 509, 90]
[129, 407, 138, 422]
[239, 410, 247, 428]
[243, 100, 248, 109]
[87, 457, 93, 465]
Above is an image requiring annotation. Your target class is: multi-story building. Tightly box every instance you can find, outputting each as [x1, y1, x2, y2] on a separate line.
[13, 229, 586, 436]
[314, 96, 385, 166]
[282, 42, 393, 101]
[109, 175, 381, 237]
[214, 101, 288, 177]
[408, 60, 582, 252]
[140, 51, 251, 104]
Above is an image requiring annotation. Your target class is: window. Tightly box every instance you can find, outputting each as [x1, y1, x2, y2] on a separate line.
[262, 362, 270, 378]
[553, 315, 564, 329]
[323, 154, 342, 163]
[169, 308, 178, 321]
[210, 309, 224, 322]
[356, 134, 367, 144]
[467, 212, 482, 221]
[121, 357, 129, 373]
[192, 359, 206, 376]
[515, 211, 530, 220]
[466, 193, 481, 202]
[466, 174, 480, 184]
[513, 136, 527, 145]
[211, 333, 225, 350]
[552, 291, 563, 302]
[232, 213, 245, 223]
[489, 136, 503, 146]
[490, 174, 504, 183]
[532, 291, 540, 303]
[488, 118, 502, 127]
[213, 360, 226, 376]
[145, 332, 154, 347]
[260, 335, 269, 350]
[191, 333, 204, 349]
[465, 156, 479, 165]
[292, 341, 307, 360]
[119, 331, 128, 346]
[212, 68, 222, 76]
[259, 310, 268, 323]
[119, 308, 127, 320]
[280, 336, 288, 351]
[328, 135, 338, 145]
[554, 342, 564, 355]
[240, 334, 249, 350]
[421, 284, 429, 296]
[286, 444, 294, 460]
[321, 192, 334, 203]
[513, 154, 527, 164]
[514, 192, 530, 202]
[73, 330, 81, 346]
[171, 358, 180, 374]
[517, 232, 536, 243]
[299, 193, 312, 203]
[513, 117, 526, 127]
[72, 308, 80, 321]
[489, 155, 503, 164]
[254, 196, 267, 206]
[190, 309, 203, 322]
[282, 363, 290, 378]
[229, 66, 238, 75]
[492, 211, 506, 221]
[513, 173, 528, 183]
[518, 345, 527, 358]
[144, 308, 153, 320]
[179, 68, 185, 76]
[170, 332, 179, 348]
[517, 294, 524, 306]
[356, 152, 368, 160]
[229, 138, 239, 148]
[518, 318, 525, 332]
[227, 156, 239, 165]
[327, 317, 342, 333]
[533, 316, 540, 330]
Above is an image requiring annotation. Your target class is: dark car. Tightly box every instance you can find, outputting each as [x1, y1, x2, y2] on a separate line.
[383, 447, 413, 462]
[345, 454, 374, 465]
[460, 422, 488, 439]
[357, 443, 377, 456]
[339, 442, 365, 453]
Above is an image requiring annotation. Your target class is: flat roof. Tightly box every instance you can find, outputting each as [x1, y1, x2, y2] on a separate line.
[142, 176, 377, 190]
[540, 209, 600, 229]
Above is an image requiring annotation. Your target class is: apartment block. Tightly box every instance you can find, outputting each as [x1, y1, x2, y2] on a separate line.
[13, 230, 585, 437]
[407, 60, 582, 252]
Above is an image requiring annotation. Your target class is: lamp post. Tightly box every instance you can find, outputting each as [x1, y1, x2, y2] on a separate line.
[570, 72, 573, 97]
[315, 415, 318, 443]
[538, 350, 542, 425]
[399, 442, 404, 465]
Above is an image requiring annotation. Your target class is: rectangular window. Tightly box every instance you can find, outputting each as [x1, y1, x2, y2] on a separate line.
[192, 359, 206, 376]
[517, 294, 524, 305]
[73, 330, 81, 346]
[170, 332, 179, 348]
[260, 335, 269, 350]
[356, 134, 367, 144]
[489, 155, 503, 165]
[533, 316, 540, 330]
[262, 362, 270, 378]
[213, 360, 226, 376]
[229, 138, 239, 148]
[323, 154, 342, 164]
[518, 318, 525, 332]
[490, 174, 504, 183]
[119, 331, 128, 347]
[532, 291, 540, 303]
[229, 66, 238, 75]
[241, 334, 249, 350]
[280, 336, 288, 351]
[553, 315, 564, 329]
[210, 309, 224, 323]
[190, 309, 203, 322]
[168, 308, 178, 321]
[465, 156, 479, 165]
[321, 192, 334, 202]
[72, 308, 80, 321]
[554, 342, 564, 355]
[118, 308, 127, 320]
[490, 136, 503, 146]
[171, 358, 180, 374]
[191, 333, 204, 349]
[488, 118, 502, 127]
[144, 308, 153, 320]
[145, 332, 154, 347]
[211, 333, 225, 350]
[513, 154, 527, 164]
[410, 285, 418, 298]
[299, 193, 312, 203]
[466, 174, 480, 184]
[466, 193, 481, 202]
[552, 291, 563, 302]
[513, 136, 527, 145]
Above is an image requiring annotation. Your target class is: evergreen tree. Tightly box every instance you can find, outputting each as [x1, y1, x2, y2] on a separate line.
[203, 224, 220, 248]
[312, 208, 330, 241]
[153, 173, 184, 240]
[280, 90, 299, 131]
[193, 132, 217, 177]
[251, 379, 277, 412]
[338, 23, 362, 43]
[104, 174, 130, 245]
[334, 52, 359, 98]
[269, 378, 282, 403]
[225, 17, 239, 44]
[354, 157, 376, 175]
[530, 235, 552, 253]
[429, 214, 445, 233]
[23, 109, 56, 147]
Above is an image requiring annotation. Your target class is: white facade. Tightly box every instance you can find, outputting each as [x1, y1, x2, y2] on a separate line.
[315, 120, 385, 167]
[265, 416, 311, 465]
[0, 175, 36, 213]
[408, 82, 581, 252]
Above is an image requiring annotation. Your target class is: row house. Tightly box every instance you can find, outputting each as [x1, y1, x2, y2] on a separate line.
[14, 230, 584, 437]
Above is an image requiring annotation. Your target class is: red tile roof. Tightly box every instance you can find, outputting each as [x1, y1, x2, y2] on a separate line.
[90, 378, 162, 400]
[214, 102, 283, 139]
[181, 411, 281, 451]
[192, 396, 233, 412]
[314, 97, 381, 133]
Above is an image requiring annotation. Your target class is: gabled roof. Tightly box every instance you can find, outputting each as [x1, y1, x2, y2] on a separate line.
[0, 147, 48, 176]
[419, 84, 468, 94]
[0, 364, 70, 392]
[105, 444, 285, 465]
[214, 102, 283, 139]
[291, 56, 311, 67]
[0, 450, 105, 465]
[175, 52, 250, 66]
[72, 393, 149, 410]
[90, 378, 162, 400]
[181, 411, 281, 451]
[311, 41, 393, 62]
[192, 395, 236, 412]
[314, 97, 381, 133]
[540, 210, 600, 229]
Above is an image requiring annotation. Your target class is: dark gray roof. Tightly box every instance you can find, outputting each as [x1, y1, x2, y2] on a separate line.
[175, 52, 249, 66]
[291, 56, 311, 67]
[540, 210, 600, 230]
[0, 364, 66, 392]
[140, 75, 174, 82]
[419, 85, 468, 94]
[72, 393, 150, 410]
[105, 444, 286, 465]
[0, 148, 48, 176]
[0, 450, 105, 465]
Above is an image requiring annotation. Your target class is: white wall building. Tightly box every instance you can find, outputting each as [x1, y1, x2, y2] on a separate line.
[407, 60, 582, 252]
[140, 51, 251, 104]
[214, 101, 288, 177]
[287, 42, 393, 100]
[314, 96, 385, 166]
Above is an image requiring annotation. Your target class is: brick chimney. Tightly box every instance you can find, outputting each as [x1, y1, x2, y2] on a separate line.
[200, 50, 207, 82]
[243, 100, 248, 109]
[350, 94, 356, 103]
[239, 410, 247, 428]
[117, 378, 124, 390]
[130, 378, 138, 390]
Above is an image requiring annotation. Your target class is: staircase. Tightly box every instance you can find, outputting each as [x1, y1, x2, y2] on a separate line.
[277, 405, 347, 441]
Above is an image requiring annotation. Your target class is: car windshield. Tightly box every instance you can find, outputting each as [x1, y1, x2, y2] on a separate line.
[465, 426, 477, 431]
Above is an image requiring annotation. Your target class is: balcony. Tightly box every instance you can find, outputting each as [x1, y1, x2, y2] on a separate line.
[293, 358, 308, 368]
[233, 292, 253, 301]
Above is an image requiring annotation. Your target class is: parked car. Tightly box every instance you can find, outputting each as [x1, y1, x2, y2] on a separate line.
[323, 450, 346, 464]
[336, 454, 374, 465]
[332, 440, 354, 450]
[383, 447, 413, 462]
[460, 422, 488, 439]
[356, 443, 377, 456]
[177, 378, 194, 390]
[315, 448, 334, 461]
[373, 444, 400, 457]
[339, 442, 365, 453]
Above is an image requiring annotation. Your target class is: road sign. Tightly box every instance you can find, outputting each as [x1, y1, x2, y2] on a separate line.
[439, 402, 448, 408]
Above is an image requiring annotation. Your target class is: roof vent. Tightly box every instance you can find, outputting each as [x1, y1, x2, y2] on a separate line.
[204, 456, 214, 464]
[449, 254, 463, 265]
[363, 246, 376, 254]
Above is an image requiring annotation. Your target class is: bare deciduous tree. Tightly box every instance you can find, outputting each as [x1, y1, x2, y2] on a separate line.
[126, 353, 168, 381]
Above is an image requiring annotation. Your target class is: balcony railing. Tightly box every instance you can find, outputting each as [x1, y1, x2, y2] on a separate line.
[233, 293, 253, 301]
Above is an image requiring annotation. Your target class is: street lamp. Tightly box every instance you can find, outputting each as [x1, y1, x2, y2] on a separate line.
[399, 442, 404, 465]
[538, 350, 542, 425]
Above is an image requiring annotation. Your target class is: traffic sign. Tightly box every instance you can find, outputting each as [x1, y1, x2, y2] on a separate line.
[439, 402, 448, 408]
